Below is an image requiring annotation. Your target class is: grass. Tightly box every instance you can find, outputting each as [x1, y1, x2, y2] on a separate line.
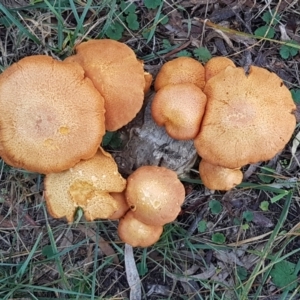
[0, 0, 300, 299]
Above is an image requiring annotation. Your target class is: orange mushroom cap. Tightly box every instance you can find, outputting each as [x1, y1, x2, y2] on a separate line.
[0, 55, 105, 174]
[118, 211, 163, 247]
[205, 56, 236, 81]
[125, 166, 185, 226]
[151, 83, 207, 140]
[109, 192, 130, 220]
[65, 39, 145, 131]
[199, 160, 243, 191]
[154, 57, 205, 91]
[44, 147, 126, 222]
[194, 66, 296, 169]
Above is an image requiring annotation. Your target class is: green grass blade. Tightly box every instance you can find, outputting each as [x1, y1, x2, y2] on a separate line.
[70, 0, 93, 46]
[146, 1, 164, 44]
[240, 191, 293, 299]
[0, 4, 40, 44]
[16, 232, 43, 278]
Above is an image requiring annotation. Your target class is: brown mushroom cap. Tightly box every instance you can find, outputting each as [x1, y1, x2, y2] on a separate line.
[0, 55, 106, 174]
[194, 66, 296, 169]
[118, 210, 163, 247]
[154, 57, 205, 91]
[151, 83, 207, 140]
[44, 147, 126, 222]
[199, 160, 243, 191]
[65, 39, 145, 131]
[205, 56, 236, 81]
[125, 166, 185, 226]
[109, 192, 130, 220]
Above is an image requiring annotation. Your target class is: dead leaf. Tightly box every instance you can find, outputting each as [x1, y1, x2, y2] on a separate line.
[125, 243, 141, 300]
[76, 224, 119, 264]
[214, 250, 244, 267]
[166, 265, 216, 282]
[291, 131, 300, 157]
[57, 229, 73, 249]
[252, 212, 274, 228]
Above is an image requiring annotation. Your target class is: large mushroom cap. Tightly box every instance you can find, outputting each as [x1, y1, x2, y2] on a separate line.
[194, 66, 296, 169]
[44, 147, 126, 222]
[154, 57, 205, 91]
[151, 83, 207, 140]
[199, 160, 243, 191]
[205, 56, 236, 81]
[0, 55, 105, 174]
[118, 211, 163, 247]
[65, 39, 146, 131]
[125, 166, 185, 226]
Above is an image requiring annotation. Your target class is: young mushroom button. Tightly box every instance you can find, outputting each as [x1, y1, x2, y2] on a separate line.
[154, 57, 205, 91]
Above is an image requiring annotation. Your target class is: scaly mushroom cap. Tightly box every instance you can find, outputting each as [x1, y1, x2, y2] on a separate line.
[0, 55, 105, 174]
[199, 160, 243, 191]
[154, 57, 205, 91]
[125, 166, 185, 226]
[205, 56, 236, 81]
[44, 147, 126, 222]
[118, 211, 163, 247]
[65, 39, 145, 131]
[151, 83, 207, 140]
[194, 66, 296, 169]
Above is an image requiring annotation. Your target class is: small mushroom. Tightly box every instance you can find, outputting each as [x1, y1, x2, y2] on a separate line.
[44, 147, 126, 222]
[205, 56, 236, 81]
[151, 83, 207, 140]
[125, 166, 185, 226]
[118, 211, 163, 247]
[65, 39, 146, 131]
[199, 160, 243, 191]
[154, 57, 205, 91]
[0, 55, 106, 174]
[194, 65, 296, 169]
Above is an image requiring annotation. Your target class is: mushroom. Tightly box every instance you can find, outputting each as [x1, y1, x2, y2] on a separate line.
[194, 65, 296, 170]
[154, 57, 205, 91]
[151, 83, 207, 140]
[199, 160, 243, 191]
[0, 55, 106, 174]
[109, 192, 130, 220]
[205, 56, 236, 81]
[118, 211, 163, 247]
[125, 166, 185, 226]
[44, 147, 126, 222]
[65, 39, 147, 131]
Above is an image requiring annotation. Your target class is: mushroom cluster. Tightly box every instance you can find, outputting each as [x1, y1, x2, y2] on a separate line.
[0, 38, 297, 248]
[0, 39, 187, 248]
[0, 39, 153, 223]
[118, 166, 185, 247]
[0, 39, 152, 174]
[152, 56, 296, 190]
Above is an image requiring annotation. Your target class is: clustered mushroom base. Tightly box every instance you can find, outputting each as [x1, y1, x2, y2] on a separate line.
[0, 39, 297, 248]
